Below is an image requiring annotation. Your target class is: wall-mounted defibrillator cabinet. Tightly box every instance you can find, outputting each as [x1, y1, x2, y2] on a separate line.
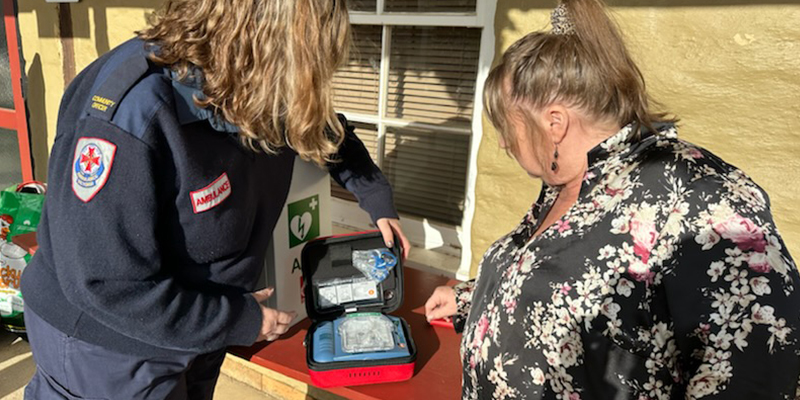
[258, 157, 333, 327]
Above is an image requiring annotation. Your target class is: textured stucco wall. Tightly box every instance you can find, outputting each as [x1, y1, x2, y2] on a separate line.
[18, 1, 159, 180]
[471, 1, 800, 277]
[16, 2, 800, 278]
[68, 2, 161, 71]
[18, 2, 63, 181]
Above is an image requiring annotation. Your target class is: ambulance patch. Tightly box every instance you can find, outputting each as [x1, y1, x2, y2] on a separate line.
[191, 173, 232, 213]
[72, 137, 117, 203]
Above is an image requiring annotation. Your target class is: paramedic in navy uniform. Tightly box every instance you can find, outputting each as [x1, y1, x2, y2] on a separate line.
[20, 1, 410, 399]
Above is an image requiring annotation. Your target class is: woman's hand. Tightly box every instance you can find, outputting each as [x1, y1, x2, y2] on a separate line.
[376, 218, 411, 260]
[424, 286, 457, 322]
[250, 288, 297, 342]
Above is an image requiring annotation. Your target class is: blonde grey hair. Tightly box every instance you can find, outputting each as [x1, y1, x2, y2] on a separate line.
[139, 0, 352, 165]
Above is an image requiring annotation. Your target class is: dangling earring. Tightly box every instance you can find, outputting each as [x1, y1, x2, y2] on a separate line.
[551, 145, 559, 171]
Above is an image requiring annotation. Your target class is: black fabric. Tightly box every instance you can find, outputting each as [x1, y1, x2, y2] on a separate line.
[455, 124, 800, 399]
[24, 307, 227, 400]
[86, 52, 150, 121]
[21, 38, 399, 357]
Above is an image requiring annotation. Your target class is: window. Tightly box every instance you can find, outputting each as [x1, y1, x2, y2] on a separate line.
[331, 2, 493, 231]
[0, 0, 32, 189]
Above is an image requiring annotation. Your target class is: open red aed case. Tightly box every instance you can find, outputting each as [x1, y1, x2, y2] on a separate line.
[303, 231, 417, 388]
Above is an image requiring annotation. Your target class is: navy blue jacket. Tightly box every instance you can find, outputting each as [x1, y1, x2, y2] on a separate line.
[21, 39, 398, 356]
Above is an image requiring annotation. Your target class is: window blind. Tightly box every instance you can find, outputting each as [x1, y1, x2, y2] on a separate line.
[382, 127, 470, 225]
[387, 26, 481, 130]
[384, 0, 477, 13]
[349, 0, 377, 12]
[332, 25, 382, 115]
[331, 24, 482, 227]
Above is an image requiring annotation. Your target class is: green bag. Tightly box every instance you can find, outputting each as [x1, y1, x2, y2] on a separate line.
[0, 185, 45, 243]
[0, 183, 44, 332]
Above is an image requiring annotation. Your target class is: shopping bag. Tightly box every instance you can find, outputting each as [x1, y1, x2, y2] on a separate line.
[0, 182, 45, 333]
[0, 242, 28, 327]
[0, 183, 45, 242]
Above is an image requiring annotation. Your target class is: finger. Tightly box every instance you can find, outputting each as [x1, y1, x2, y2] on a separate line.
[390, 220, 412, 260]
[424, 295, 442, 318]
[427, 307, 452, 322]
[276, 311, 297, 325]
[266, 334, 280, 342]
[376, 218, 395, 249]
[263, 313, 277, 334]
[251, 287, 275, 303]
[273, 323, 290, 336]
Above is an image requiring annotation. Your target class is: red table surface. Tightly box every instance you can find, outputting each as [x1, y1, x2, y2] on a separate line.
[230, 267, 463, 400]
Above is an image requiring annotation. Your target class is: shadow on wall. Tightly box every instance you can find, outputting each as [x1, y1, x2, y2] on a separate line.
[17, 1, 160, 180]
[348, 0, 798, 260]
[469, 0, 800, 275]
[26, 54, 47, 181]
[496, 0, 800, 43]
[77, 0, 162, 57]
[18, 0, 162, 59]
[18, 0, 160, 38]
[501, 0, 800, 9]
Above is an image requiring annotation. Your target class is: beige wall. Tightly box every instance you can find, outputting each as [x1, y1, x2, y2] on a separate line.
[17, 2, 800, 278]
[471, 1, 800, 277]
[18, 2, 61, 181]
[18, 1, 159, 180]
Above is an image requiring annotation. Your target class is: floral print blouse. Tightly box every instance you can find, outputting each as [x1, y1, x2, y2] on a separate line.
[454, 123, 800, 399]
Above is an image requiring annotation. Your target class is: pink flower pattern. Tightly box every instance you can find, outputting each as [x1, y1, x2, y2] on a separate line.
[630, 218, 658, 263]
[452, 124, 800, 399]
[556, 219, 571, 233]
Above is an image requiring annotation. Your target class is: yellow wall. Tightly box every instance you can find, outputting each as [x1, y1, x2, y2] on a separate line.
[471, 1, 800, 276]
[18, 1, 159, 180]
[17, 2, 62, 181]
[16, 2, 800, 277]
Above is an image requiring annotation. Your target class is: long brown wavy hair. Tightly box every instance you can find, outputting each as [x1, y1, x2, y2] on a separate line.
[139, 0, 351, 165]
[484, 0, 675, 156]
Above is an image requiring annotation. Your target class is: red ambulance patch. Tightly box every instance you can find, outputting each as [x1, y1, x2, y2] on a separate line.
[190, 173, 232, 214]
[72, 137, 117, 203]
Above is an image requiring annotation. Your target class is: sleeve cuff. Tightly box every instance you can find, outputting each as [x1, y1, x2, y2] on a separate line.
[225, 294, 262, 347]
[452, 280, 475, 333]
[359, 187, 400, 223]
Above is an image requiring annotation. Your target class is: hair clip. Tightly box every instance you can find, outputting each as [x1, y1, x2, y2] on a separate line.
[551, 3, 576, 35]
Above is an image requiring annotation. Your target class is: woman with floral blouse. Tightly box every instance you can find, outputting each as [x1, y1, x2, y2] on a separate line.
[424, 0, 800, 399]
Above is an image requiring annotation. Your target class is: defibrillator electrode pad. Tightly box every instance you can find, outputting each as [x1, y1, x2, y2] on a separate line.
[338, 314, 396, 353]
[316, 276, 382, 309]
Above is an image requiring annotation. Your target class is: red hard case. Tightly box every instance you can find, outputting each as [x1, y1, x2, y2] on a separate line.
[303, 231, 416, 388]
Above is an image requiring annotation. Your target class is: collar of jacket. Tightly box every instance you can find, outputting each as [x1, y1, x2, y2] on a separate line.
[585, 121, 678, 182]
[518, 121, 678, 235]
[167, 67, 241, 134]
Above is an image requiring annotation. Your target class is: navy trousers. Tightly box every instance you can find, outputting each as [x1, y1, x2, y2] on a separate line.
[24, 307, 227, 400]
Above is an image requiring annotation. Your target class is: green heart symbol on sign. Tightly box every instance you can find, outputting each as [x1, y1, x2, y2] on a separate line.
[290, 212, 313, 241]
[287, 195, 320, 248]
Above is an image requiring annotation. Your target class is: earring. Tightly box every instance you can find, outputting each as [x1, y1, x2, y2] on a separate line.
[551, 145, 559, 171]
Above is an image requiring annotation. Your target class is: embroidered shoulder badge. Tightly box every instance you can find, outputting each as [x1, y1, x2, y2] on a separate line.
[190, 173, 232, 214]
[72, 137, 117, 203]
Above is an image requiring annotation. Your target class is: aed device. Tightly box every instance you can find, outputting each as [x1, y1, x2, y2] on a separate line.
[303, 231, 416, 388]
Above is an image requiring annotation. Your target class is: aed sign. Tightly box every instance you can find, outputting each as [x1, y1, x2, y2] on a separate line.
[288, 195, 320, 248]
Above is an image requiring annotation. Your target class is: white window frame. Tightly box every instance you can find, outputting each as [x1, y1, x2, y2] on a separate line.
[333, 1, 497, 280]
